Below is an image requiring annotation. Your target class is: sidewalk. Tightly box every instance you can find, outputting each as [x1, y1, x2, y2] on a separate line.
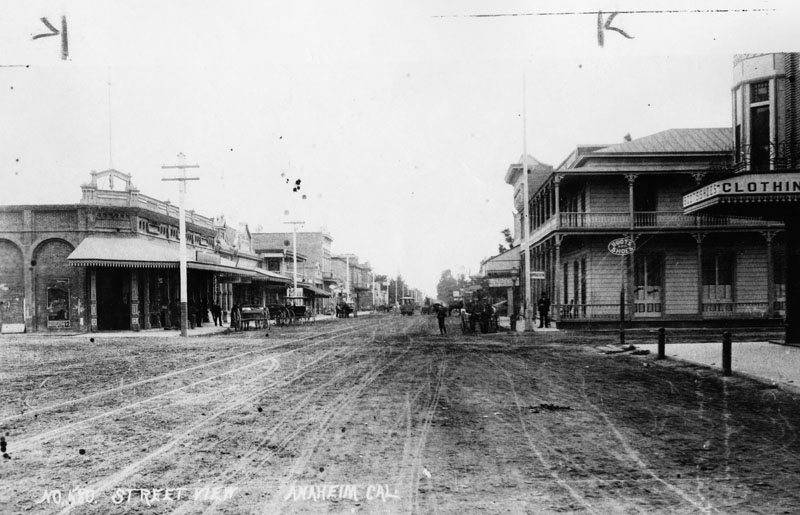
[497, 316, 559, 333]
[62, 311, 371, 339]
[637, 340, 800, 395]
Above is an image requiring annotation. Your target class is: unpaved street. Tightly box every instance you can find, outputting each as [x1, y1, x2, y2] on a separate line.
[2, 315, 800, 514]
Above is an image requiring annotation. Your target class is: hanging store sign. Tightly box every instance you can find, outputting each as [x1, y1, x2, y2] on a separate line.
[530, 271, 546, 280]
[608, 238, 636, 255]
[488, 277, 514, 287]
[683, 172, 800, 209]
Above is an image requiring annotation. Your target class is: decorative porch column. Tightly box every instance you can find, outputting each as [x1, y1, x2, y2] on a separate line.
[554, 174, 562, 228]
[90, 269, 98, 331]
[625, 174, 638, 230]
[692, 233, 706, 317]
[554, 235, 563, 322]
[763, 230, 777, 318]
[142, 270, 151, 329]
[130, 270, 140, 331]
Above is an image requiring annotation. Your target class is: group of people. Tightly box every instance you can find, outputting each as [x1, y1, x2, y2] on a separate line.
[180, 300, 224, 329]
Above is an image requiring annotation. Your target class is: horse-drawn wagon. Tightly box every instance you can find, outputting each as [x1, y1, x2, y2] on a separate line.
[268, 296, 316, 326]
[232, 305, 270, 331]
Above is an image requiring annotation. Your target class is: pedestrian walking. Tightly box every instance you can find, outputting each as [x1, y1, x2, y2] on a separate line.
[537, 293, 551, 328]
[437, 305, 448, 335]
[211, 302, 222, 326]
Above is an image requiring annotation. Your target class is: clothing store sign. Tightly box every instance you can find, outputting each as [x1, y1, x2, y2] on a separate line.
[683, 173, 800, 208]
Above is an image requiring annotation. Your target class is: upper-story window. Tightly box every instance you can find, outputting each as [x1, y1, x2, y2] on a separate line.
[751, 81, 769, 103]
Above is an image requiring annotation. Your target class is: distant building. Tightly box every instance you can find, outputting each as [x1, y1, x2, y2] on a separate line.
[251, 231, 334, 313]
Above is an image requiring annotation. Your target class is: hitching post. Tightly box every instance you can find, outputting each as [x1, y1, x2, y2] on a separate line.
[619, 254, 625, 346]
[657, 327, 666, 359]
[722, 331, 732, 376]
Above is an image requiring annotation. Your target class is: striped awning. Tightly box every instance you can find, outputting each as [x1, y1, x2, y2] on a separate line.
[68, 236, 180, 268]
[67, 236, 260, 278]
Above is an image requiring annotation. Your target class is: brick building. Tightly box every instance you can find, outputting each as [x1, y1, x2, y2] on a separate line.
[0, 169, 285, 333]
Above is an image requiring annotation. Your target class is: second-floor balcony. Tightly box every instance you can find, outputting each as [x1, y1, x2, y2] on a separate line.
[530, 211, 781, 241]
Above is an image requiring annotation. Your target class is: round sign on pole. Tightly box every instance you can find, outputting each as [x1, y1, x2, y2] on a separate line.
[608, 237, 636, 255]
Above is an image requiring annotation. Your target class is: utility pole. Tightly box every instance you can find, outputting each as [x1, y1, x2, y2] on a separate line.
[284, 221, 304, 304]
[162, 153, 200, 337]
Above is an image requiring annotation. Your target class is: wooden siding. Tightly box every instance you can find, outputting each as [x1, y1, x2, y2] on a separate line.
[735, 246, 768, 303]
[663, 246, 698, 315]
[585, 179, 628, 213]
[654, 177, 694, 211]
[586, 241, 625, 305]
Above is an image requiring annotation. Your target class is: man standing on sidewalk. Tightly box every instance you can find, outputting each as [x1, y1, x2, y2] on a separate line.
[437, 304, 448, 335]
[537, 293, 551, 328]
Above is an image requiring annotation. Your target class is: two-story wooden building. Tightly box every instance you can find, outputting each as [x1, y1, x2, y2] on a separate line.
[508, 128, 784, 328]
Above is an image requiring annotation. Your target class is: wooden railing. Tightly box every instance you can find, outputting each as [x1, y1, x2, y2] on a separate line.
[557, 304, 620, 320]
[555, 211, 776, 230]
[555, 302, 782, 321]
[701, 302, 770, 318]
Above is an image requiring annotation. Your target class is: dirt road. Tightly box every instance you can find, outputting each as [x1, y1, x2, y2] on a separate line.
[2, 315, 800, 514]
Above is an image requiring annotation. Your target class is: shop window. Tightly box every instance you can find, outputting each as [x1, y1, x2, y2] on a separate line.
[46, 286, 70, 328]
[702, 253, 734, 301]
[751, 81, 769, 103]
[634, 253, 663, 313]
[751, 105, 771, 169]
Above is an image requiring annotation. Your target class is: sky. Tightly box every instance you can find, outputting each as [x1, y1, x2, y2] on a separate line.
[2, 1, 799, 298]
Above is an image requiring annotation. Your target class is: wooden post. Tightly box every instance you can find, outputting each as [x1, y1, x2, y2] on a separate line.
[619, 285, 625, 345]
[130, 270, 140, 331]
[657, 327, 666, 359]
[722, 331, 732, 376]
[89, 269, 98, 332]
[142, 270, 151, 329]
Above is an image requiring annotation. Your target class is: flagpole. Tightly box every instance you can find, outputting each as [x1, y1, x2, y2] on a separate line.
[522, 74, 533, 331]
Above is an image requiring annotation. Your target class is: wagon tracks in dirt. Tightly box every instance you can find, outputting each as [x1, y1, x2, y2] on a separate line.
[175, 330, 400, 514]
[482, 349, 720, 514]
[48, 323, 388, 515]
[10, 326, 376, 451]
[259, 341, 414, 514]
[0, 324, 366, 427]
[479, 351, 599, 514]
[406, 354, 446, 515]
[577, 373, 720, 515]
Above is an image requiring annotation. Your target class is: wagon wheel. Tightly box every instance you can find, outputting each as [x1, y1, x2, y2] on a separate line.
[285, 309, 296, 326]
[275, 307, 289, 327]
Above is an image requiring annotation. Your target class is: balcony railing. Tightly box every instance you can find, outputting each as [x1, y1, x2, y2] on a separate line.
[553, 211, 775, 231]
[555, 302, 783, 321]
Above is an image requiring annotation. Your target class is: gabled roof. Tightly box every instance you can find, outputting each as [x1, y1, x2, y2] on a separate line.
[594, 128, 731, 155]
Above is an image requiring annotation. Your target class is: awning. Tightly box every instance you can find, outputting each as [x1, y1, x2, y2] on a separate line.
[67, 236, 259, 278]
[254, 269, 292, 284]
[68, 236, 180, 268]
[300, 283, 332, 297]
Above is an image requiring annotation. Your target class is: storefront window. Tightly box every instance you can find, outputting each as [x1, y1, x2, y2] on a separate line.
[46, 286, 70, 328]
